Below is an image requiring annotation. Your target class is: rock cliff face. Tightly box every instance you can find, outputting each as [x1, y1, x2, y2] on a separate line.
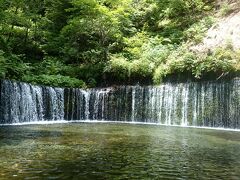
[192, 0, 240, 52]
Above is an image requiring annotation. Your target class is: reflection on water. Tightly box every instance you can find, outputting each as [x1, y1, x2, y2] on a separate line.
[0, 123, 240, 179]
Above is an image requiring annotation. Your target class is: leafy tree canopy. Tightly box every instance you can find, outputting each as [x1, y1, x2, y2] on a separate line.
[0, 0, 239, 87]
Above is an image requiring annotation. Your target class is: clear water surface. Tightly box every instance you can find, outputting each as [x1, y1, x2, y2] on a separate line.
[0, 123, 240, 179]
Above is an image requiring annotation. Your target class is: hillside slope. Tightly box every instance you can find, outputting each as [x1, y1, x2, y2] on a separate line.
[192, 0, 240, 52]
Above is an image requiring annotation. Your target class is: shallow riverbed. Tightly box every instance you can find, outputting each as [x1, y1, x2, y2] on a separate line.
[0, 123, 240, 179]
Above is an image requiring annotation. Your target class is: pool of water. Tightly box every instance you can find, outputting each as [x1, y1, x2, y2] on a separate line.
[0, 123, 240, 179]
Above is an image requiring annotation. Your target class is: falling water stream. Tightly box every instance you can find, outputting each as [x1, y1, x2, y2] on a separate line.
[0, 79, 239, 129]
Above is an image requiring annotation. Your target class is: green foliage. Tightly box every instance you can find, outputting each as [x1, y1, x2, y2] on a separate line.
[0, 51, 31, 80]
[184, 16, 215, 44]
[33, 57, 64, 75]
[219, 3, 232, 16]
[105, 54, 154, 82]
[60, 0, 125, 63]
[62, 63, 105, 87]
[106, 36, 174, 83]
[22, 74, 86, 88]
[0, 0, 238, 87]
[0, 51, 7, 78]
[140, 37, 174, 66]
[153, 46, 239, 84]
[123, 32, 149, 59]
[105, 55, 131, 81]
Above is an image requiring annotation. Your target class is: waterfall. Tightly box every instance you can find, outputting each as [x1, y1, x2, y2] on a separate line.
[0, 80, 64, 123]
[0, 79, 239, 129]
